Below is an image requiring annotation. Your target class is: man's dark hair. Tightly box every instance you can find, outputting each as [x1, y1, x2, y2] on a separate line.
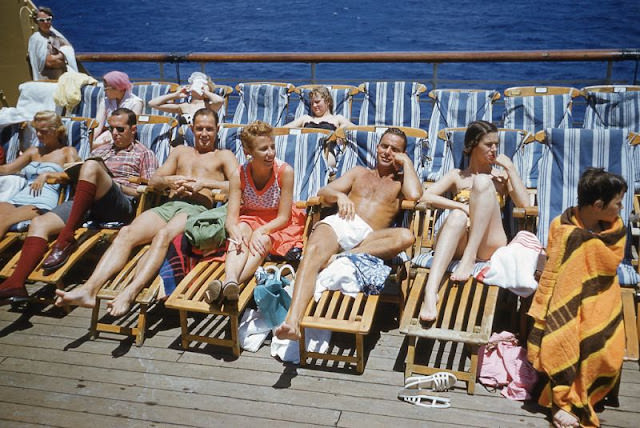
[381, 127, 407, 151]
[577, 167, 627, 208]
[193, 108, 219, 127]
[111, 108, 137, 126]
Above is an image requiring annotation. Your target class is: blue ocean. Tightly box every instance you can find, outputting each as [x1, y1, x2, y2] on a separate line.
[43, 0, 640, 87]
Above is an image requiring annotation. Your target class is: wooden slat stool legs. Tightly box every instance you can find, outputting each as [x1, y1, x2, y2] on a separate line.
[621, 287, 639, 361]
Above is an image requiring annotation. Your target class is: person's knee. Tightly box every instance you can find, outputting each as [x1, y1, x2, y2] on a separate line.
[78, 159, 105, 183]
[114, 225, 142, 247]
[29, 214, 57, 238]
[446, 209, 468, 229]
[396, 228, 415, 250]
[153, 226, 175, 247]
[472, 174, 493, 193]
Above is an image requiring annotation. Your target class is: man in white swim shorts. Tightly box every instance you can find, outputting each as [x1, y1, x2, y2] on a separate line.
[275, 128, 423, 340]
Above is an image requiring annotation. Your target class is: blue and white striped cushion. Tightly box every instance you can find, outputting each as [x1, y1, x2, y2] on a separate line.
[217, 126, 244, 160]
[61, 119, 91, 160]
[503, 93, 574, 132]
[358, 81, 422, 128]
[617, 262, 640, 286]
[136, 123, 172, 165]
[583, 90, 640, 131]
[424, 90, 497, 182]
[537, 128, 635, 247]
[132, 83, 175, 116]
[0, 124, 22, 163]
[68, 85, 104, 119]
[294, 87, 353, 120]
[411, 250, 488, 275]
[232, 83, 291, 126]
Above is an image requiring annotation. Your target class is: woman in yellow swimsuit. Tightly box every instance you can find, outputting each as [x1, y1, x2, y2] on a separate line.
[418, 120, 530, 322]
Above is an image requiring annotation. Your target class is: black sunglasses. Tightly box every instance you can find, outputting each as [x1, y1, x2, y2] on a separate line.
[107, 125, 128, 133]
[36, 17, 52, 23]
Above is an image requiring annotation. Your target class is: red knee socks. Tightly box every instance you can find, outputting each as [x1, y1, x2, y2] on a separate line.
[0, 236, 48, 291]
[55, 180, 97, 248]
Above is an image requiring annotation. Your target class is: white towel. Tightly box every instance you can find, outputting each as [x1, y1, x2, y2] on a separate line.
[314, 256, 361, 301]
[0, 81, 60, 127]
[475, 231, 543, 297]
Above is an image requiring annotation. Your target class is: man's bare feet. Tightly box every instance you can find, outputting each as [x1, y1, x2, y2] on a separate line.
[275, 321, 301, 341]
[54, 287, 96, 308]
[106, 289, 135, 317]
[450, 258, 474, 282]
[553, 409, 579, 428]
[419, 290, 438, 322]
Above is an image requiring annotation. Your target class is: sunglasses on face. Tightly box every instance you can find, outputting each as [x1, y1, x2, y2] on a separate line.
[107, 125, 128, 133]
[36, 17, 52, 23]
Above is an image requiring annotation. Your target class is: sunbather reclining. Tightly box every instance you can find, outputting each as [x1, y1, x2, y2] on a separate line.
[275, 128, 423, 340]
[0, 108, 157, 301]
[55, 108, 238, 316]
[417, 120, 530, 322]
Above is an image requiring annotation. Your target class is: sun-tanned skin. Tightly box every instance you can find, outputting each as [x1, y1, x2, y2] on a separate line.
[418, 130, 529, 322]
[274, 131, 423, 340]
[55, 111, 238, 316]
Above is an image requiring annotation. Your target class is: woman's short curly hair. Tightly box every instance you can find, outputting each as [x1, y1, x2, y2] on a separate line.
[309, 87, 334, 115]
[240, 120, 273, 151]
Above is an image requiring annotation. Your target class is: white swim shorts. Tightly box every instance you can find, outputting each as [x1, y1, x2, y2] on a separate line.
[318, 213, 373, 251]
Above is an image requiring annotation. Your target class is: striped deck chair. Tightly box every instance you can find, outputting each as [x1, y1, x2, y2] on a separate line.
[61, 117, 96, 160]
[424, 89, 500, 182]
[534, 128, 639, 361]
[66, 84, 104, 118]
[0, 123, 22, 163]
[132, 81, 179, 116]
[292, 84, 359, 120]
[136, 115, 177, 165]
[165, 128, 330, 356]
[232, 82, 294, 127]
[296, 126, 424, 373]
[357, 81, 427, 128]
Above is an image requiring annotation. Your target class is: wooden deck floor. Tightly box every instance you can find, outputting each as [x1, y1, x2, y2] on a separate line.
[0, 291, 638, 427]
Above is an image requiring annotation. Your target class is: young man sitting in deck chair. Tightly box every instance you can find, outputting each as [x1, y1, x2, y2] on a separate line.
[55, 108, 238, 316]
[275, 128, 423, 340]
[0, 108, 158, 300]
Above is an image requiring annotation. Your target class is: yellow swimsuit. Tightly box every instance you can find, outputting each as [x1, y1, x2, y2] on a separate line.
[453, 188, 505, 208]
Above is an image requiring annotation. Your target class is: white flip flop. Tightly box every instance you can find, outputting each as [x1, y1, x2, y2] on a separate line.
[404, 372, 457, 392]
[397, 389, 451, 409]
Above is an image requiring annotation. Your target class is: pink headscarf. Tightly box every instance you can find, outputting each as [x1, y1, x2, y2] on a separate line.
[103, 71, 132, 92]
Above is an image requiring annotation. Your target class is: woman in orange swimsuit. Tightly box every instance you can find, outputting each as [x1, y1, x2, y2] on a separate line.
[418, 120, 530, 322]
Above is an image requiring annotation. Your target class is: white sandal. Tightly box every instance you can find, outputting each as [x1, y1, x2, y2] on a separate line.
[397, 389, 451, 409]
[404, 372, 457, 392]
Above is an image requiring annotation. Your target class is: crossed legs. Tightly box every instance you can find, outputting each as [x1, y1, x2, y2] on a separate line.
[419, 174, 506, 322]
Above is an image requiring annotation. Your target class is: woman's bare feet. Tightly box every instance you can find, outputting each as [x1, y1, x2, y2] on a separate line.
[450, 257, 475, 282]
[553, 409, 579, 428]
[419, 290, 439, 322]
[54, 287, 97, 308]
[106, 289, 135, 317]
[275, 321, 301, 340]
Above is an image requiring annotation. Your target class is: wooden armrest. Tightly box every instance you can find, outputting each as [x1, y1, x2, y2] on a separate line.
[296, 196, 321, 209]
[128, 176, 148, 185]
[46, 175, 70, 185]
[512, 206, 539, 218]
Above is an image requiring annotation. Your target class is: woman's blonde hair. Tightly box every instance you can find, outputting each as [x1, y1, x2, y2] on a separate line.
[240, 120, 274, 151]
[309, 86, 334, 115]
[32, 110, 67, 145]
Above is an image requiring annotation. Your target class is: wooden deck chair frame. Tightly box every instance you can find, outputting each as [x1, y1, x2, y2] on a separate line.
[164, 199, 321, 356]
[297, 199, 418, 374]
[399, 200, 500, 394]
[515, 129, 639, 362]
[581, 85, 640, 93]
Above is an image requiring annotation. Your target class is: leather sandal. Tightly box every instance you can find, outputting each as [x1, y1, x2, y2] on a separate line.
[204, 279, 222, 304]
[222, 281, 240, 302]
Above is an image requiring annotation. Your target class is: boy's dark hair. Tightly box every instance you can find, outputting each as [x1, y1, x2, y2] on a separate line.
[577, 167, 627, 208]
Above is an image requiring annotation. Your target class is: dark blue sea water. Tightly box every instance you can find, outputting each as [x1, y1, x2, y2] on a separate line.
[43, 0, 640, 87]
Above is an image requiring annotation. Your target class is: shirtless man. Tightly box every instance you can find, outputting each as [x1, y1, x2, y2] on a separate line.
[275, 128, 423, 340]
[55, 108, 238, 315]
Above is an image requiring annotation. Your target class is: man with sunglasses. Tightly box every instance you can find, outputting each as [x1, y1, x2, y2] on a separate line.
[0, 108, 157, 300]
[27, 6, 78, 80]
[54, 108, 238, 317]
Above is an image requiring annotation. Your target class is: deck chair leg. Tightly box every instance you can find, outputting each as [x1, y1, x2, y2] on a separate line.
[467, 347, 479, 395]
[405, 335, 417, 379]
[356, 334, 364, 374]
[621, 288, 639, 361]
[299, 328, 307, 367]
[90, 298, 101, 340]
[230, 312, 240, 357]
[179, 310, 190, 350]
[135, 304, 148, 347]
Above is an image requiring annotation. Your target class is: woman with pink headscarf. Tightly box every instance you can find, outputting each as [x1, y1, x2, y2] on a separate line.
[93, 71, 144, 148]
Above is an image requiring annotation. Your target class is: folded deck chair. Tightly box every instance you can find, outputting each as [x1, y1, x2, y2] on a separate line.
[293, 84, 359, 121]
[66, 84, 104, 119]
[164, 128, 330, 356]
[357, 81, 427, 128]
[232, 82, 294, 127]
[297, 126, 424, 373]
[531, 128, 639, 361]
[424, 89, 499, 182]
